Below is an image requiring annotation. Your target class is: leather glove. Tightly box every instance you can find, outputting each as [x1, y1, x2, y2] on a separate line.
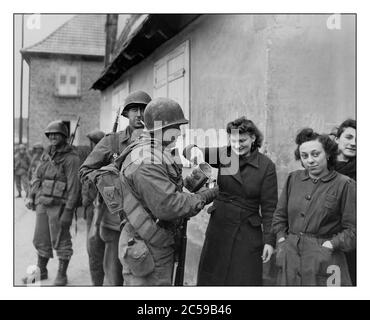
[25, 197, 36, 211]
[60, 208, 74, 229]
[197, 186, 219, 205]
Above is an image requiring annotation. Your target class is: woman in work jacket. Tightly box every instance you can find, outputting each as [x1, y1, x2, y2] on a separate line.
[272, 128, 356, 286]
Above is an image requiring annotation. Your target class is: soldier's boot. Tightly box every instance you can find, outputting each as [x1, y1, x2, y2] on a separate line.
[54, 259, 69, 286]
[16, 193, 22, 198]
[37, 255, 49, 280]
[90, 269, 105, 286]
[21, 256, 49, 284]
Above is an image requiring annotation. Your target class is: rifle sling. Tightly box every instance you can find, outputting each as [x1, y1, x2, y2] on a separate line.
[111, 133, 119, 158]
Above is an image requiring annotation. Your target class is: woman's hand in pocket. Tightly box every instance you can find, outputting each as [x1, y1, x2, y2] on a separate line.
[322, 240, 334, 250]
[262, 244, 274, 263]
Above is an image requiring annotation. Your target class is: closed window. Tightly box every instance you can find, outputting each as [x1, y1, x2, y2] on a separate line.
[154, 41, 190, 165]
[153, 41, 189, 121]
[56, 64, 81, 97]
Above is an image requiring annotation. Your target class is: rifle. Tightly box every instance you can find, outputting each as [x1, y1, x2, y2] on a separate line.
[174, 217, 189, 286]
[112, 107, 120, 133]
[88, 194, 104, 241]
[69, 117, 81, 145]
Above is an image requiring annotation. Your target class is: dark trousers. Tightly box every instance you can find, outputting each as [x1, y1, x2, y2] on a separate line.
[99, 226, 123, 286]
[345, 250, 357, 286]
[15, 174, 29, 197]
[85, 205, 105, 286]
[33, 204, 73, 260]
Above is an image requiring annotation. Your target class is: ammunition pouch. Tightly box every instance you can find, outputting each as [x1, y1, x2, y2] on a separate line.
[39, 179, 67, 205]
[41, 179, 54, 196]
[53, 181, 67, 197]
[123, 238, 155, 277]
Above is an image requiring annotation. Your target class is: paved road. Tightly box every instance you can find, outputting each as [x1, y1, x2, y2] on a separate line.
[14, 196, 92, 286]
[14, 194, 207, 286]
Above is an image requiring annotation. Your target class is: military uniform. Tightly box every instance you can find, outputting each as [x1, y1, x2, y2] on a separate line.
[29, 144, 80, 261]
[28, 144, 44, 182]
[81, 130, 105, 286]
[14, 151, 31, 197]
[112, 97, 219, 286]
[116, 134, 211, 286]
[79, 126, 142, 285]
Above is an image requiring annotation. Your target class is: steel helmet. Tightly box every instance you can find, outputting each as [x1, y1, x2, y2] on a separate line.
[86, 130, 105, 144]
[32, 142, 44, 150]
[121, 91, 152, 117]
[18, 144, 26, 150]
[144, 97, 189, 132]
[44, 120, 69, 138]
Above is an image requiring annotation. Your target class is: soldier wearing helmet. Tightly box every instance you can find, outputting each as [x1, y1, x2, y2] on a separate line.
[81, 130, 105, 286]
[79, 90, 151, 286]
[115, 97, 218, 286]
[14, 143, 31, 198]
[24, 120, 81, 286]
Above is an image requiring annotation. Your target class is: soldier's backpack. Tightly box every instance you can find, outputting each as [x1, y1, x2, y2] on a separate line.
[94, 163, 125, 216]
[94, 139, 175, 247]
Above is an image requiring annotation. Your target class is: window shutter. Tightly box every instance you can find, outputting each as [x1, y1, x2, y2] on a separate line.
[153, 41, 190, 166]
[56, 64, 81, 97]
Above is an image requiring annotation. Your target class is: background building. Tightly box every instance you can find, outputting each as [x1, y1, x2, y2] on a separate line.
[21, 14, 106, 147]
[92, 14, 356, 284]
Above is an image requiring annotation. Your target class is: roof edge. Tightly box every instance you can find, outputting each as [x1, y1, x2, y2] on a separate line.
[21, 15, 75, 53]
[92, 14, 201, 91]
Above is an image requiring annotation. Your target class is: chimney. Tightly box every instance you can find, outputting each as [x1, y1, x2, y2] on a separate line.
[105, 14, 118, 67]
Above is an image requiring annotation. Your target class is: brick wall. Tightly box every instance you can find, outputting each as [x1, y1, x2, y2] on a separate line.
[28, 56, 103, 147]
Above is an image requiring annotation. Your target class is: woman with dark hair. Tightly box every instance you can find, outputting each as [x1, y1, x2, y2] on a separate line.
[184, 116, 278, 285]
[272, 128, 356, 286]
[335, 119, 356, 180]
[334, 119, 356, 285]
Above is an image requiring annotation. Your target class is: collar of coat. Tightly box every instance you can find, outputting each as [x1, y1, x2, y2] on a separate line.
[118, 125, 135, 144]
[218, 148, 260, 185]
[220, 147, 260, 168]
[45, 143, 74, 155]
[239, 149, 260, 168]
[43, 143, 77, 162]
[301, 169, 337, 182]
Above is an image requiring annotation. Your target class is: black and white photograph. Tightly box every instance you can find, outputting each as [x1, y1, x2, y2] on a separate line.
[7, 5, 365, 300]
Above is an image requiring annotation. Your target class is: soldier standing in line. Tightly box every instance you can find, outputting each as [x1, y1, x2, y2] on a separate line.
[28, 143, 44, 184]
[79, 90, 152, 285]
[81, 130, 105, 286]
[24, 120, 81, 286]
[14, 144, 31, 198]
[115, 97, 219, 285]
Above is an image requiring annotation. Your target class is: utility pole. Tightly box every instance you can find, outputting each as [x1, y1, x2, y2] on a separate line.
[19, 14, 24, 144]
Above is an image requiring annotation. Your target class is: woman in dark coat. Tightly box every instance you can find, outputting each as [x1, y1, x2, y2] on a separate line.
[184, 117, 278, 285]
[334, 119, 356, 285]
[272, 128, 356, 286]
